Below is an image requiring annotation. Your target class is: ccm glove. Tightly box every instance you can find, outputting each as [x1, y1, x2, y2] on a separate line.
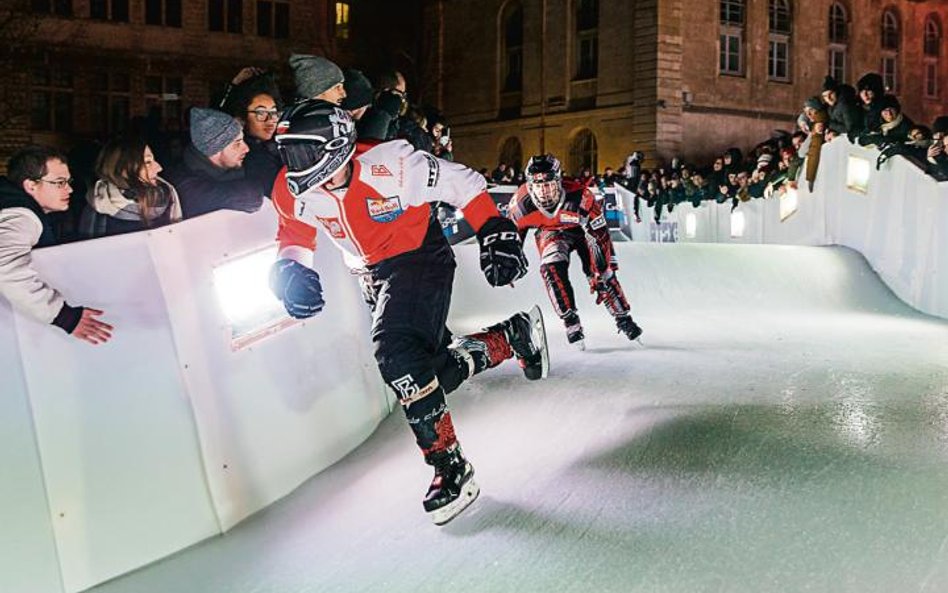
[269, 259, 325, 319]
[476, 217, 528, 287]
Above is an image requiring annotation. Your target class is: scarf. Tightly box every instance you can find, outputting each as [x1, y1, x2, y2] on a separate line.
[90, 177, 182, 223]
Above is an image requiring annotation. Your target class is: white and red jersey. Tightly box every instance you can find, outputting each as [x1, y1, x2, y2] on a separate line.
[507, 179, 606, 232]
[272, 140, 499, 267]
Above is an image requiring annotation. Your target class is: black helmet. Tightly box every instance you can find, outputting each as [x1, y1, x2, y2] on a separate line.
[525, 154, 563, 215]
[275, 99, 357, 195]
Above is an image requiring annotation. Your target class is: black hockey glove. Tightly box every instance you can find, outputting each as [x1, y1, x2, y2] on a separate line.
[476, 217, 528, 287]
[269, 259, 325, 319]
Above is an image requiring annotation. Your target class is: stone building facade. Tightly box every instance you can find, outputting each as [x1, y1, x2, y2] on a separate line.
[428, 0, 948, 173]
[0, 0, 344, 169]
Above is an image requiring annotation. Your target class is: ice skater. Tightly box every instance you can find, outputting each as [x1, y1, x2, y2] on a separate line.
[507, 154, 642, 349]
[268, 100, 549, 525]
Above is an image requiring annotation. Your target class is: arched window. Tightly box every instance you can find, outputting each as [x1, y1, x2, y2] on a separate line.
[881, 8, 900, 92]
[828, 2, 848, 44]
[568, 129, 598, 176]
[499, 136, 523, 175]
[924, 15, 941, 99]
[575, 0, 598, 79]
[768, 0, 792, 82]
[719, 0, 745, 75]
[924, 16, 941, 57]
[501, 3, 523, 92]
[881, 9, 900, 50]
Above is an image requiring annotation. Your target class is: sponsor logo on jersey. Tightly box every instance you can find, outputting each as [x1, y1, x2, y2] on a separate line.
[370, 164, 393, 177]
[589, 215, 607, 230]
[366, 195, 404, 222]
[316, 216, 346, 239]
[559, 211, 580, 225]
[423, 153, 440, 187]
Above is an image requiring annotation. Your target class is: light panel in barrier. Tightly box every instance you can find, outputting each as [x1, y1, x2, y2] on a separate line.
[685, 213, 697, 238]
[212, 245, 295, 350]
[779, 187, 799, 222]
[730, 211, 745, 238]
[846, 155, 871, 194]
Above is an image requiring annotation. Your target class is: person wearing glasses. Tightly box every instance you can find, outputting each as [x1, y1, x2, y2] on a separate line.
[164, 107, 280, 219]
[79, 135, 182, 238]
[0, 145, 113, 344]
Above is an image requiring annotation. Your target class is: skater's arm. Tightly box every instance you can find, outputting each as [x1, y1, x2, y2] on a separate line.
[271, 169, 318, 266]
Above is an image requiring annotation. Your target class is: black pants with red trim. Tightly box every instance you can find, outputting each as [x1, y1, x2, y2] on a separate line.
[366, 218, 497, 458]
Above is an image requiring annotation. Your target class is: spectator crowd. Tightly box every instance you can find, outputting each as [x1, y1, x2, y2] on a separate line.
[0, 53, 458, 343]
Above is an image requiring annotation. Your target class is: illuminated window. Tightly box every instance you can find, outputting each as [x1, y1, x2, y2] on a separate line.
[335, 2, 350, 40]
[924, 16, 941, 99]
[828, 3, 849, 83]
[880, 8, 900, 92]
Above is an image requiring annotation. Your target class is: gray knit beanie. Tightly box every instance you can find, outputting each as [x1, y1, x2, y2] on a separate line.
[190, 108, 242, 157]
[289, 53, 344, 99]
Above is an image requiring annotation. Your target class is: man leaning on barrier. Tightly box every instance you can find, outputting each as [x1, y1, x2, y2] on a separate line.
[0, 146, 113, 344]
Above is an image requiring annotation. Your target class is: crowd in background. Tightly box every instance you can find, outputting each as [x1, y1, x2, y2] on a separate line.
[486, 71, 948, 225]
[0, 53, 459, 343]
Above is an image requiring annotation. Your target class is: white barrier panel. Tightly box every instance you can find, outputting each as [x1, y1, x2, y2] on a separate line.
[612, 140, 947, 319]
[2, 208, 388, 592]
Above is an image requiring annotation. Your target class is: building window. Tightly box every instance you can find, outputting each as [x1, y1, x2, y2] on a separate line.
[90, 72, 130, 135]
[568, 129, 597, 176]
[257, 1, 289, 38]
[575, 0, 598, 80]
[501, 3, 523, 92]
[30, 67, 73, 133]
[209, 0, 243, 33]
[768, 0, 792, 82]
[880, 8, 899, 92]
[90, 0, 128, 22]
[828, 2, 848, 82]
[719, 0, 744, 76]
[924, 16, 941, 99]
[881, 8, 900, 51]
[31, 0, 72, 16]
[145, 75, 183, 132]
[335, 2, 350, 40]
[145, 0, 181, 26]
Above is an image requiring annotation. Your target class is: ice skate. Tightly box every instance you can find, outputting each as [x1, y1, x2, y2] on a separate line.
[564, 311, 585, 351]
[489, 305, 550, 380]
[423, 446, 480, 525]
[616, 315, 643, 343]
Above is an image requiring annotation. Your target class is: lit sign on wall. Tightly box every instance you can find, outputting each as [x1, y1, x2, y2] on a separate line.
[846, 155, 871, 194]
[213, 245, 296, 351]
[685, 212, 697, 238]
[730, 211, 745, 238]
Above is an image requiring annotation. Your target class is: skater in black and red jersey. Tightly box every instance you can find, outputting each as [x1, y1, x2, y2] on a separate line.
[507, 154, 642, 349]
[267, 100, 549, 525]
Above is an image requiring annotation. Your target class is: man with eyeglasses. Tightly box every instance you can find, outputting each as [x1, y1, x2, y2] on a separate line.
[0, 145, 113, 344]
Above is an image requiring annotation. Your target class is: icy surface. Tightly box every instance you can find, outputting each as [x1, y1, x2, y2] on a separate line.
[91, 244, 948, 593]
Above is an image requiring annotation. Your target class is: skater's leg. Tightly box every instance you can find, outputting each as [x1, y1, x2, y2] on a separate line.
[537, 231, 578, 321]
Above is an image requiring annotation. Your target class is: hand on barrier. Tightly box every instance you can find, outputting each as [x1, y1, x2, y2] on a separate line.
[72, 308, 113, 345]
[269, 259, 325, 319]
[476, 217, 528, 287]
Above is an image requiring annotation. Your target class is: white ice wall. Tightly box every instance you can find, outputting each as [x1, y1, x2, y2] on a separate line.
[2, 138, 944, 593]
[0, 208, 388, 593]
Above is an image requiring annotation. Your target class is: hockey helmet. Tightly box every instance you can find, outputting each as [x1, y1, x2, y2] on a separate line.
[525, 154, 564, 215]
[275, 99, 357, 196]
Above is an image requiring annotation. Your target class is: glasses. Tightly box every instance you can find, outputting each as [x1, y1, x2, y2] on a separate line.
[247, 108, 281, 122]
[36, 177, 73, 189]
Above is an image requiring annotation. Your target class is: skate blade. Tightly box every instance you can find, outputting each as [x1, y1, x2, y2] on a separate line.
[571, 339, 586, 351]
[526, 305, 550, 379]
[429, 478, 480, 526]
